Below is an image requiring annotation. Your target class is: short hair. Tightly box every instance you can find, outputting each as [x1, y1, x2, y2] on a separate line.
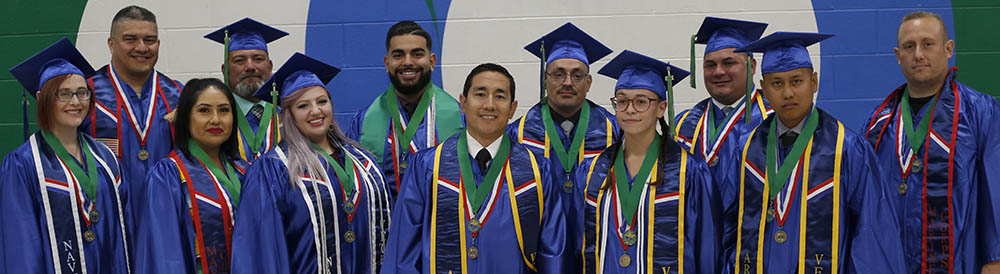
[462, 63, 516, 102]
[110, 5, 157, 34]
[899, 11, 949, 41]
[37, 74, 95, 133]
[385, 20, 432, 51]
[174, 78, 239, 161]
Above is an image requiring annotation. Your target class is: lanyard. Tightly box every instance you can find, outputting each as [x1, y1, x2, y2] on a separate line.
[765, 108, 819, 201]
[188, 139, 242, 208]
[456, 133, 511, 214]
[541, 105, 590, 173]
[613, 134, 660, 224]
[41, 131, 98, 201]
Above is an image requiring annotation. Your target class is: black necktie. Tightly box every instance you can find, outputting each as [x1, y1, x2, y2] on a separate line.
[475, 148, 491, 175]
[781, 131, 799, 148]
[249, 104, 264, 121]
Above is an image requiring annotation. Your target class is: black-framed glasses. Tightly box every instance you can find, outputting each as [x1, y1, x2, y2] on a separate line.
[610, 96, 660, 112]
[56, 89, 92, 102]
[546, 72, 588, 84]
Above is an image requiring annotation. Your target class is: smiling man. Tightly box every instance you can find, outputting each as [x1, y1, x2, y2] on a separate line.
[82, 5, 182, 188]
[204, 18, 288, 162]
[347, 20, 464, 198]
[726, 32, 905, 273]
[384, 63, 568, 274]
[862, 11, 1000, 274]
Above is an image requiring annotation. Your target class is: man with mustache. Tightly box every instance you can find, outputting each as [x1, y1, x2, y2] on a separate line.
[506, 23, 618, 266]
[861, 11, 1000, 274]
[348, 20, 464, 198]
[82, 5, 182, 187]
[205, 18, 288, 162]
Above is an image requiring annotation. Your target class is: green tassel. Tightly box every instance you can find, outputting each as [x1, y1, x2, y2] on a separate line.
[223, 30, 230, 87]
[666, 70, 676, 137]
[745, 55, 752, 124]
[690, 34, 697, 89]
[539, 41, 547, 104]
[270, 81, 278, 106]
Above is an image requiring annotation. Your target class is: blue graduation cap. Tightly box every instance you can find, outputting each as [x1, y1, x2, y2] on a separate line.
[735, 31, 833, 75]
[204, 17, 288, 52]
[9, 37, 96, 94]
[524, 22, 613, 65]
[689, 17, 768, 89]
[598, 50, 689, 100]
[252, 52, 341, 104]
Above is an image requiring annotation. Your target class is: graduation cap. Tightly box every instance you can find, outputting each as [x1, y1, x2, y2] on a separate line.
[735, 31, 833, 75]
[689, 17, 768, 89]
[252, 52, 341, 105]
[204, 17, 288, 52]
[524, 22, 613, 65]
[598, 50, 689, 135]
[9, 37, 96, 94]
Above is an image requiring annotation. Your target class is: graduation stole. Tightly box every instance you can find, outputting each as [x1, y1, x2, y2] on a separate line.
[359, 83, 463, 189]
[428, 135, 543, 273]
[673, 90, 769, 166]
[168, 147, 246, 274]
[734, 113, 845, 274]
[102, 65, 176, 160]
[235, 102, 279, 161]
[583, 139, 689, 274]
[540, 105, 590, 173]
[864, 68, 961, 273]
[30, 133, 130, 274]
[517, 103, 614, 168]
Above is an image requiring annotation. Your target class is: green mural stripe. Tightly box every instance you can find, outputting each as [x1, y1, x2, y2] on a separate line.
[951, 2, 1000, 98]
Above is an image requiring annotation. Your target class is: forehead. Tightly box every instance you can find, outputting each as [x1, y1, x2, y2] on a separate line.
[114, 19, 157, 36]
[388, 34, 429, 51]
[471, 71, 510, 91]
[614, 88, 656, 98]
[57, 74, 88, 89]
[229, 49, 269, 58]
[547, 58, 588, 72]
[763, 67, 811, 79]
[898, 17, 946, 41]
[704, 48, 748, 62]
[295, 85, 330, 101]
[195, 87, 229, 102]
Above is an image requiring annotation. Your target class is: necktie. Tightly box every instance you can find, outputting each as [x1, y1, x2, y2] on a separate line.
[722, 106, 735, 117]
[781, 131, 799, 148]
[249, 104, 264, 121]
[475, 148, 491, 175]
[560, 120, 574, 136]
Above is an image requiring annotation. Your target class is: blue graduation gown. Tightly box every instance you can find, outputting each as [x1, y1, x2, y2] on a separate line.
[82, 64, 182, 187]
[506, 100, 620, 263]
[728, 108, 905, 274]
[0, 132, 131, 274]
[134, 148, 250, 273]
[235, 104, 281, 162]
[573, 139, 719, 273]
[381, 134, 569, 274]
[862, 68, 1000, 273]
[231, 141, 393, 274]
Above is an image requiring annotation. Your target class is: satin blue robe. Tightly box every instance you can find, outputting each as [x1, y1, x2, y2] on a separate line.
[573, 139, 719, 273]
[506, 100, 620, 265]
[726, 108, 905, 274]
[231, 140, 393, 274]
[82, 64, 183, 187]
[381, 134, 569, 274]
[862, 68, 1000, 273]
[0, 132, 131, 274]
[134, 148, 250, 273]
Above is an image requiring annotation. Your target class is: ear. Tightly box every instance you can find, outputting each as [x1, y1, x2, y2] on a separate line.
[657, 100, 668, 119]
[429, 53, 438, 72]
[893, 47, 901, 65]
[220, 63, 225, 74]
[750, 57, 758, 76]
[508, 100, 519, 120]
[107, 36, 114, 52]
[459, 93, 467, 115]
[35, 91, 41, 98]
[945, 39, 955, 59]
[811, 71, 819, 94]
[384, 55, 390, 73]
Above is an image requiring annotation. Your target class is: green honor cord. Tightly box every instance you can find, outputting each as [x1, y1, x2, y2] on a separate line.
[310, 142, 357, 197]
[385, 84, 434, 151]
[900, 88, 939, 154]
[234, 102, 275, 152]
[613, 134, 660, 224]
[541, 105, 590, 173]
[189, 139, 242, 208]
[765, 108, 819, 201]
[41, 131, 98, 201]
[457, 133, 511, 214]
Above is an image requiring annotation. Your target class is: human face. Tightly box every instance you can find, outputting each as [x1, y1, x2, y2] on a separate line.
[50, 74, 91, 130]
[385, 34, 437, 96]
[760, 68, 818, 128]
[188, 87, 234, 151]
[290, 86, 333, 144]
[613, 89, 665, 137]
[545, 58, 591, 113]
[895, 17, 954, 89]
[703, 48, 755, 105]
[225, 49, 273, 99]
[108, 19, 159, 76]
[460, 71, 517, 142]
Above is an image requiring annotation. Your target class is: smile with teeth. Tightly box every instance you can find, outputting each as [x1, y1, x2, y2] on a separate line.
[308, 117, 325, 126]
[479, 114, 498, 120]
[65, 109, 83, 116]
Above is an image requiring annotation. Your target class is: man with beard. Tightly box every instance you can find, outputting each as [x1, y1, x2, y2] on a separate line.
[505, 22, 618, 266]
[347, 21, 463, 198]
[205, 18, 288, 162]
[82, 5, 182, 187]
[861, 11, 1000, 273]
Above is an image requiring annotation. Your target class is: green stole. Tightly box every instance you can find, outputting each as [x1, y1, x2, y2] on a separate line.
[359, 83, 463, 163]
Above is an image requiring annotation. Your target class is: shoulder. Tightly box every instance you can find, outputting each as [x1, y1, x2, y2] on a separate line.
[2, 141, 37, 167]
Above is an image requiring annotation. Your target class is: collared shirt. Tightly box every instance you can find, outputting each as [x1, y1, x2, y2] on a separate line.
[234, 94, 268, 117]
[465, 131, 502, 164]
[711, 95, 744, 112]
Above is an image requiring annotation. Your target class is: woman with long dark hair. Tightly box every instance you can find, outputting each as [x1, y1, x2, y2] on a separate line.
[574, 50, 719, 273]
[2, 38, 131, 273]
[230, 53, 392, 274]
[134, 78, 249, 273]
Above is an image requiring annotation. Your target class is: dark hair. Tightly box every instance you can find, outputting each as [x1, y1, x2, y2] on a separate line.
[174, 78, 240, 161]
[385, 20, 432, 51]
[602, 117, 675, 189]
[37, 74, 95, 132]
[462, 63, 516, 102]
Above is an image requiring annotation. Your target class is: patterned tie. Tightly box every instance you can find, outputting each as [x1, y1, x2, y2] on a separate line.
[722, 106, 735, 117]
[475, 148, 491, 175]
[249, 104, 264, 121]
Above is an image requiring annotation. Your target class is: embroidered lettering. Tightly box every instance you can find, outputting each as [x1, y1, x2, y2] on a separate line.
[814, 266, 824, 274]
[662, 266, 672, 273]
[62, 240, 77, 272]
[744, 253, 752, 274]
[815, 253, 824, 264]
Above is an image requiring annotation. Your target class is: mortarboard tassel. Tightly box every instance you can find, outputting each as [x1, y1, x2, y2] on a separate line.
[666, 70, 676, 137]
[539, 41, 547, 104]
[689, 34, 697, 89]
[22, 90, 29, 141]
[223, 30, 230, 87]
[745, 55, 752, 124]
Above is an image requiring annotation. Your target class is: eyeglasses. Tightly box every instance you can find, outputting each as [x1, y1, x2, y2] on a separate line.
[610, 96, 660, 112]
[56, 89, 92, 102]
[546, 72, 588, 84]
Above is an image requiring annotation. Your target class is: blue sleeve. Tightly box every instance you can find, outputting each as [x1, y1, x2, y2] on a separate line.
[536, 154, 571, 274]
[976, 98, 1000, 265]
[231, 157, 292, 274]
[719, 145, 742, 273]
[844, 137, 906, 274]
[0, 151, 47, 273]
[689, 159, 721, 274]
[505, 118, 521, 142]
[134, 159, 195, 273]
[346, 106, 368, 142]
[380, 151, 430, 274]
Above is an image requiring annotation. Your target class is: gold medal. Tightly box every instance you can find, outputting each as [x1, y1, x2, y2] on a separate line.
[344, 202, 355, 213]
[468, 246, 479, 259]
[344, 231, 355, 243]
[90, 210, 100, 223]
[469, 219, 481, 232]
[138, 149, 149, 160]
[709, 158, 719, 167]
[911, 160, 922, 173]
[766, 207, 775, 222]
[399, 161, 408, 170]
[84, 230, 96, 242]
[775, 230, 787, 244]
[563, 180, 574, 193]
[622, 230, 638, 246]
[619, 253, 631, 267]
[898, 183, 908, 195]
